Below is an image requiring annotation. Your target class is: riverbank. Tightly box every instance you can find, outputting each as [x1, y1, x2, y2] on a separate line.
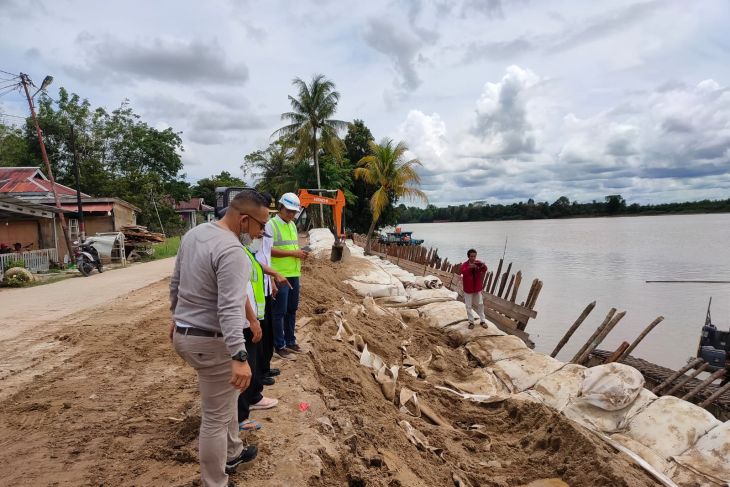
[0, 238, 664, 486]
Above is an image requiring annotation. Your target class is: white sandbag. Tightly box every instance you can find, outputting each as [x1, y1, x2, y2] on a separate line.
[445, 320, 506, 346]
[575, 363, 645, 411]
[308, 228, 336, 256]
[529, 364, 586, 412]
[465, 335, 532, 365]
[344, 279, 402, 298]
[439, 367, 511, 397]
[348, 267, 397, 286]
[664, 462, 725, 487]
[407, 287, 458, 301]
[363, 296, 391, 316]
[670, 420, 730, 485]
[418, 301, 469, 329]
[489, 353, 564, 393]
[414, 275, 443, 289]
[623, 395, 721, 461]
[562, 388, 657, 434]
[609, 433, 670, 474]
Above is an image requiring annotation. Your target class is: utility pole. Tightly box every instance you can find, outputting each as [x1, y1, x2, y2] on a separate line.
[19, 73, 74, 262]
[70, 124, 85, 241]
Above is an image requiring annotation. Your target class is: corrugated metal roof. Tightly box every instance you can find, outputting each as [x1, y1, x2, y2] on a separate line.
[175, 198, 213, 212]
[0, 167, 87, 197]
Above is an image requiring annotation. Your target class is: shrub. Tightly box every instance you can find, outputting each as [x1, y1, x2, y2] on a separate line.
[2, 267, 34, 287]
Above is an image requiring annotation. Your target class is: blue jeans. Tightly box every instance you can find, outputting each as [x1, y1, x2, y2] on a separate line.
[272, 276, 300, 349]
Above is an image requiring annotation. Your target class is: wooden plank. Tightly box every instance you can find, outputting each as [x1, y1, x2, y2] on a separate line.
[483, 292, 537, 321]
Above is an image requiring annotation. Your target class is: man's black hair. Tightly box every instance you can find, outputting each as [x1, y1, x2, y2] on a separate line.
[260, 191, 273, 207]
[230, 189, 268, 209]
[467, 248, 477, 256]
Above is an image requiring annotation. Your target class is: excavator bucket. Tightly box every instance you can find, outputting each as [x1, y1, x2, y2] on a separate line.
[330, 239, 349, 262]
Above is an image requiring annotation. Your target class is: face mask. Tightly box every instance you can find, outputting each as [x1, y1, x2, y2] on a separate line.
[247, 238, 263, 253]
[239, 218, 252, 247]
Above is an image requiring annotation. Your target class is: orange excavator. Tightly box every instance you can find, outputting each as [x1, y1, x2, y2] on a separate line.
[297, 189, 347, 261]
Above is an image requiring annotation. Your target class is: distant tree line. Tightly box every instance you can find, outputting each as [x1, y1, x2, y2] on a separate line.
[397, 194, 730, 223]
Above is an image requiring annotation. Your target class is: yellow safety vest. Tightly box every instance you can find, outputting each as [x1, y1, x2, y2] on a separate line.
[243, 247, 266, 320]
[270, 216, 300, 278]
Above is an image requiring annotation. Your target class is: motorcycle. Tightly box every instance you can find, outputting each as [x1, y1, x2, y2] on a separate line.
[75, 237, 104, 277]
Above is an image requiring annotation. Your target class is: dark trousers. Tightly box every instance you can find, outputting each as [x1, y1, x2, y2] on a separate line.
[273, 276, 300, 350]
[237, 327, 263, 423]
[260, 295, 274, 374]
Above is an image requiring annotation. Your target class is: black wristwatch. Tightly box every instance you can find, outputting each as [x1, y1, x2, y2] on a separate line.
[232, 350, 248, 362]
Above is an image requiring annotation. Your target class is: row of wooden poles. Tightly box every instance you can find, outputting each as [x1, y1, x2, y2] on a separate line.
[550, 302, 729, 409]
[360, 236, 544, 328]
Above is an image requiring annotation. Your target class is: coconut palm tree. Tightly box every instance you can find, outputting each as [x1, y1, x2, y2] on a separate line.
[354, 138, 427, 252]
[273, 74, 347, 223]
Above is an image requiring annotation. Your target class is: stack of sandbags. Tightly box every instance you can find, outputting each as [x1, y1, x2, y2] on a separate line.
[344, 258, 406, 299]
[668, 420, 730, 486]
[308, 228, 336, 257]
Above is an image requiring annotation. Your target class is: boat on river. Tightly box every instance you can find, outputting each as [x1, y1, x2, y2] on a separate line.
[378, 227, 424, 246]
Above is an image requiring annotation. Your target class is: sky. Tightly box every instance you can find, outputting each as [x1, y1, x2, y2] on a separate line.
[1, 0, 729, 206]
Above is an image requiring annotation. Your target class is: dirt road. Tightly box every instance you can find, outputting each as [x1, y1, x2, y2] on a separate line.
[0, 256, 660, 486]
[0, 258, 175, 342]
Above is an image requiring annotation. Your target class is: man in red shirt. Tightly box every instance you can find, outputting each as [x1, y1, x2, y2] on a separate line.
[459, 249, 488, 329]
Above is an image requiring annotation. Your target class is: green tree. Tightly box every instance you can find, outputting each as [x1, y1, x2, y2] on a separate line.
[343, 120, 379, 233]
[21, 88, 189, 234]
[192, 171, 247, 207]
[605, 194, 626, 215]
[0, 122, 32, 167]
[354, 138, 427, 252]
[273, 74, 348, 223]
[242, 140, 297, 196]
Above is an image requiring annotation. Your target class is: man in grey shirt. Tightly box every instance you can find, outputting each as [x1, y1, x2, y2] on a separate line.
[170, 189, 270, 487]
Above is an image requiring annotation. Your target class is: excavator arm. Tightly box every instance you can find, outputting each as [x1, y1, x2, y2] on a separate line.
[297, 189, 346, 238]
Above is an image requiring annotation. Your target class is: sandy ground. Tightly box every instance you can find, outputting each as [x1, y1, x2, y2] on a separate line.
[0, 254, 661, 486]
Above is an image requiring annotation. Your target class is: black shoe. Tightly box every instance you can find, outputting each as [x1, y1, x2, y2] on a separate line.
[225, 445, 258, 473]
[265, 368, 281, 377]
[261, 376, 275, 386]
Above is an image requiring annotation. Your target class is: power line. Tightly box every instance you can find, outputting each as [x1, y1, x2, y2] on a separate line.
[0, 68, 19, 78]
[0, 112, 26, 119]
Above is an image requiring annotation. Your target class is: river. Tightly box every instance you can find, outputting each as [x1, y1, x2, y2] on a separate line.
[400, 214, 730, 370]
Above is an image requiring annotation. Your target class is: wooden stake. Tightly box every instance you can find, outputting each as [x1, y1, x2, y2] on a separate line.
[606, 342, 630, 363]
[681, 369, 726, 401]
[698, 380, 730, 409]
[617, 316, 665, 362]
[652, 358, 704, 394]
[664, 363, 710, 396]
[498, 263, 512, 297]
[510, 271, 522, 303]
[490, 258, 503, 294]
[504, 274, 515, 299]
[526, 280, 543, 310]
[575, 310, 627, 365]
[550, 301, 597, 358]
[570, 308, 617, 363]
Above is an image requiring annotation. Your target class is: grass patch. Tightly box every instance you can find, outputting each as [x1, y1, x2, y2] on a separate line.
[153, 236, 181, 259]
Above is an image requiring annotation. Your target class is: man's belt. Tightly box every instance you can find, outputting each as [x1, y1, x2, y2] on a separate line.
[175, 326, 221, 338]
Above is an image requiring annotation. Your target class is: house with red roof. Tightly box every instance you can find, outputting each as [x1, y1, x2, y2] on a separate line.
[0, 167, 140, 263]
[174, 197, 214, 232]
